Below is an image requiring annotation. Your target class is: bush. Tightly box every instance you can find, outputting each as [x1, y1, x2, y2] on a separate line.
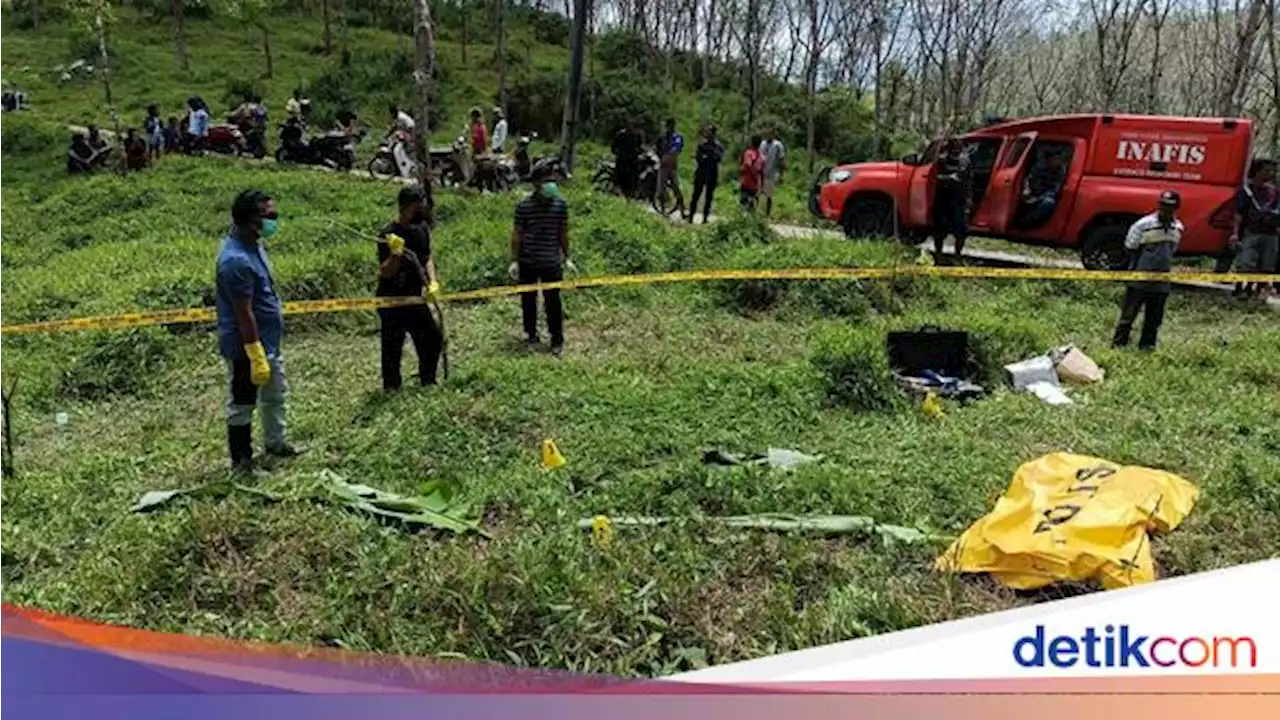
[303, 52, 446, 130]
[810, 326, 902, 412]
[588, 70, 667, 142]
[705, 214, 775, 249]
[58, 331, 171, 401]
[0, 115, 65, 158]
[593, 226, 662, 275]
[506, 70, 571, 140]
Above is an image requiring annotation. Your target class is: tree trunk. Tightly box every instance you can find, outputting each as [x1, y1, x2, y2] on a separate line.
[496, 0, 508, 112]
[560, 0, 589, 172]
[95, 6, 122, 173]
[262, 24, 274, 78]
[340, 0, 350, 65]
[173, 0, 189, 71]
[1268, 0, 1280, 154]
[411, 0, 438, 208]
[33, 0, 40, 29]
[745, 0, 760, 138]
[321, 0, 332, 54]
[462, 1, 470, 64]
[805, 0, 818, 175]
[700, 0, 714, 125]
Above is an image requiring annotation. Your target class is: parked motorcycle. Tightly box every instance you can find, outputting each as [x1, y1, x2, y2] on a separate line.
[276, 121, 358, 171]
[368, 129, 418, 179]
[206, 123, 248, 156]
[592, 150, 659, 205]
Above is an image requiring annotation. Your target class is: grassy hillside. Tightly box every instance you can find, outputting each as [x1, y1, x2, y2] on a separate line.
[2, 151, 1278, 673]
[1, 8, 819, 221]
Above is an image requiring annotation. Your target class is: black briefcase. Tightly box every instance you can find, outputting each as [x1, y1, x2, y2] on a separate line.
[886, 326, 969, 377]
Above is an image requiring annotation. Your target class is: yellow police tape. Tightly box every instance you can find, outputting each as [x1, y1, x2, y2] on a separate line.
[1, 265, 1274, 337]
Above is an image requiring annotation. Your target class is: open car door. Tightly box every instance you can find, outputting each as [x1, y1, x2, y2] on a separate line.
[905, 141, 940, 229]
[984, 132, 1038, 235]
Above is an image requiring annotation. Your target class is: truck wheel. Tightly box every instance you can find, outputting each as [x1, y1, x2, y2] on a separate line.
[1080, 219, 1132, 270]
[841, 197, 894, 239]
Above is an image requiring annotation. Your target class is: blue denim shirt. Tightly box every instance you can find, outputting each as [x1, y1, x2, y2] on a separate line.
[216, 229, 283, 359]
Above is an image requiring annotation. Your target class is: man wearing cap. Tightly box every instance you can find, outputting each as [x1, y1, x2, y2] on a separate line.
[491, 107, 509, 154]
[1111, 190, 1184, 351]
[216, 189, 301, 472]
[509, 160, 576, 357]
[378, 185, 442, 390]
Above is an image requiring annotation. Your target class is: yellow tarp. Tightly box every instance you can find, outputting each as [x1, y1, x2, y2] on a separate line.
[936, 453, 1199, 590]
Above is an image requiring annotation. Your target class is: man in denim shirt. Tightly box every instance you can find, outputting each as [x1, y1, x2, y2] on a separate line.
[216, 189, 301, 472]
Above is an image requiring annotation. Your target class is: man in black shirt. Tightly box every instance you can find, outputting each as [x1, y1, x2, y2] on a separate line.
[686, 124, 724, 224]
[509, 160, 576, 357]
[931, 138, 973, 263]
[611, 123, 643, 198]
[377, 186, 442, 390]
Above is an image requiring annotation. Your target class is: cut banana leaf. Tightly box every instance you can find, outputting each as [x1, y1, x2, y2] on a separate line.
[577, 513, 948, 545]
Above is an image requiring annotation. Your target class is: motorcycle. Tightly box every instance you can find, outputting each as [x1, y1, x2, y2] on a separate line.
[276, 121, 358, 171]
[368, 129, 418, 179]
[592, 150, 659, 204]
[514, 133, 571, 183]
[206, 122, 248, 156]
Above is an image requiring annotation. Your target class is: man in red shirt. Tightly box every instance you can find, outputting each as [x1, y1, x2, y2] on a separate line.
[739, 134, 764, 212]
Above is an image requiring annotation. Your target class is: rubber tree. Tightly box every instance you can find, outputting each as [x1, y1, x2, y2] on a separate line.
[173, 0, 189, 71]
[411, 0, 438, 213]
[560, 0, 590, 172]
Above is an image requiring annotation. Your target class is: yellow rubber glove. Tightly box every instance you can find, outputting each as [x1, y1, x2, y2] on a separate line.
[244, 341, 272, 386]
[425, 280, 441, 301]
[386, 233, 406, 256]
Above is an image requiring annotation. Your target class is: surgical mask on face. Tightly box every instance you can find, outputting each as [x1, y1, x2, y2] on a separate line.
[541, 182, 559, 199]
[260, 218, 279, 239]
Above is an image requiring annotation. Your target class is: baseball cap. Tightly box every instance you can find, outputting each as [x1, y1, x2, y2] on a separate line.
[1158, 190, 1180, 207]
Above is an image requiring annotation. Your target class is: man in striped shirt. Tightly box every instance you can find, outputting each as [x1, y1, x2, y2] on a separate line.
[1111, 190, 1183, 351]
[509, 160, 577, 357]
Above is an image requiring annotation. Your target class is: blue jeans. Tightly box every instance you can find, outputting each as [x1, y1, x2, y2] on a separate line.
[226, 350, 288, 450]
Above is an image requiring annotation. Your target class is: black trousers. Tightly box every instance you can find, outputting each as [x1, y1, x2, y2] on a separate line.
[616, 160, 637, 197]
[519, 263, 564, 345]
[931, 194, 969, 253]
[689, 167, 717, 220]
[379, 306, 442, 389]
[1112, 285, 1169, 350]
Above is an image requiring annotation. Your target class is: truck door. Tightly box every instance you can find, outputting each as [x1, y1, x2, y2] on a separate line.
[985, 132, 1038, 235]
[906, 141, 940, 229]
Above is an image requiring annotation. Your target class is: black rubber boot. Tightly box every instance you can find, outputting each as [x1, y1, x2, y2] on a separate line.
[228, 424, 254, 473]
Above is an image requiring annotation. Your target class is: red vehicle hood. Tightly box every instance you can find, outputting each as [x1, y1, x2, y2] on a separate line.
[831, 160, 905, 176]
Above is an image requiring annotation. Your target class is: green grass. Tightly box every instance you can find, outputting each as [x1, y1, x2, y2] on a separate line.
[0, 9, 823, 225]
[4, 8, 1278, 677]
[3, 153, 1278, 675]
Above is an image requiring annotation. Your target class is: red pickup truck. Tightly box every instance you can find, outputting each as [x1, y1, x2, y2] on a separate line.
[810, 114, 1254, 269]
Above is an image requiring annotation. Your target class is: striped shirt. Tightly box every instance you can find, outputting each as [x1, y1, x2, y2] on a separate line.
[514, 194, 568, 268]
[1124, 212, 1183, 273]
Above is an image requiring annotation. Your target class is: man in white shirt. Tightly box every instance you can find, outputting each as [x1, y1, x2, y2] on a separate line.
[390, 104, 416, 134]
[759, 129, 786, 218]
[1112, 190, 1183, 351]
[491, 107, 509, 154]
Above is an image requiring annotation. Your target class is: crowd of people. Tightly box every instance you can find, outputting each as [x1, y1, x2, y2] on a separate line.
[67, 92, 296, 175]
[608, 121, 788, 223]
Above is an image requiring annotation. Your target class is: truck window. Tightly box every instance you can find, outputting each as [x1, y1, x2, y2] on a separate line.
[920, 140, 940, 164]
[963, 137, 1004, 207]
[1003, 137, 1031, 167]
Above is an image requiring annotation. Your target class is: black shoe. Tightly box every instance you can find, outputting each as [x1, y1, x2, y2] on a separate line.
[265, 442, 304, 459]
[551, 344, 565, 358]
[525, 335, 540, 346]
[228, 424, 253, 473]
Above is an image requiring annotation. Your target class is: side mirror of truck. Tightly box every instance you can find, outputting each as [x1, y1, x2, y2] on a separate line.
[901, 153, 921, 166]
